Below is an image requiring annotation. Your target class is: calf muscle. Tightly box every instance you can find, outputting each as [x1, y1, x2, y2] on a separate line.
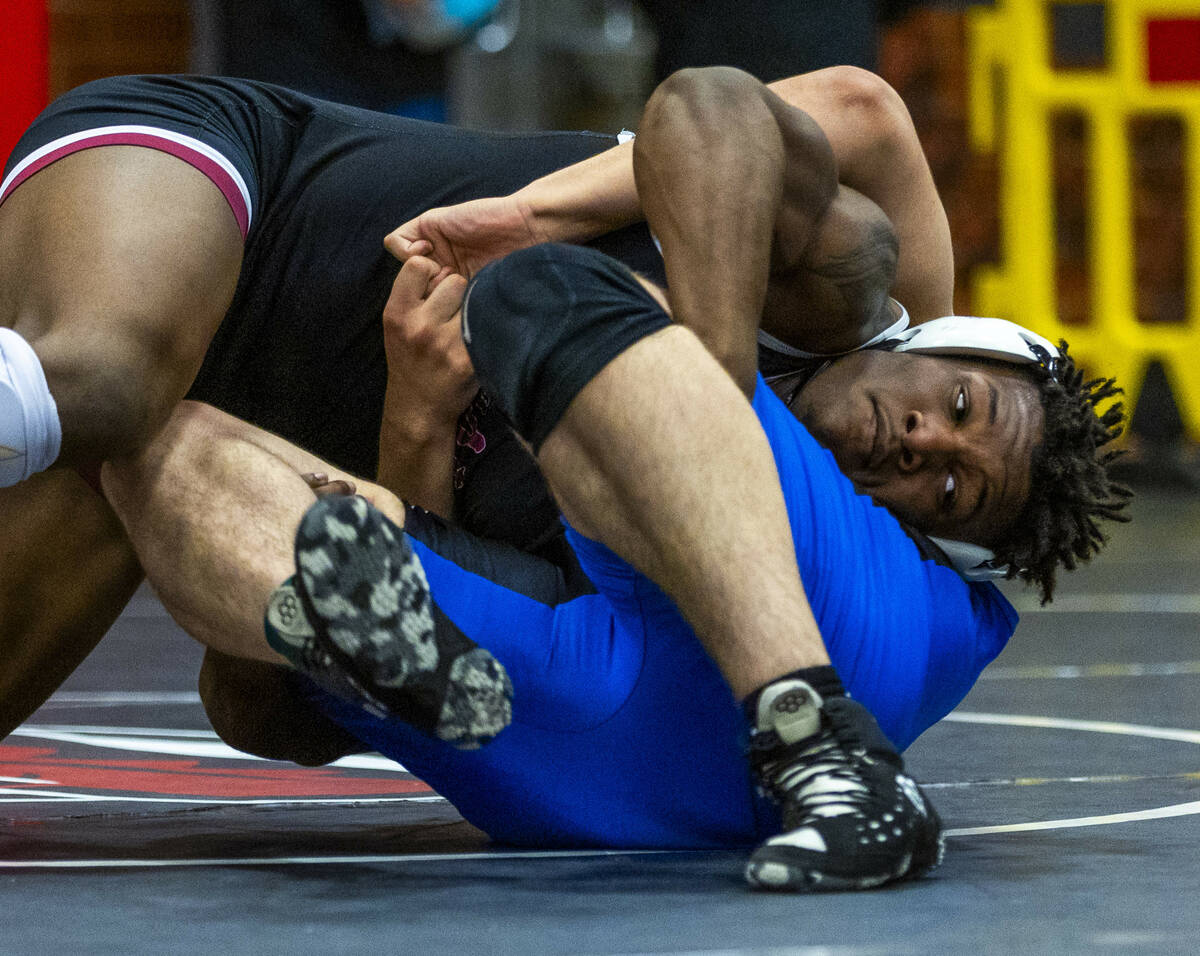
[0, 470, 144, 738]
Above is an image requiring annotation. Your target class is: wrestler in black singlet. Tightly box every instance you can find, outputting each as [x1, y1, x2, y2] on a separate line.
[5, 74, 664, 553]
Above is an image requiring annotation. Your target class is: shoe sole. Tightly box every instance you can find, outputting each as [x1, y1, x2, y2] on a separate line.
[295, 495, 437, 691]
[266, 578, 395, 719]
[745, 849, 914, 892]
[745, 820, 944, 892]
[293, 495, 512, 748]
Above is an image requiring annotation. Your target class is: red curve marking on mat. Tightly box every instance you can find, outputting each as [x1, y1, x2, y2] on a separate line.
[0, 744, 432, 798]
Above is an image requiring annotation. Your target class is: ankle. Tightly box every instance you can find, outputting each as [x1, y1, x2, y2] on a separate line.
[743, 666, 845, 727]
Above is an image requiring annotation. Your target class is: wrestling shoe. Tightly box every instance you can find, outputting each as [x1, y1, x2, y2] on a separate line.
[745, 678, 943, 891]
[265, 495, 513, 749]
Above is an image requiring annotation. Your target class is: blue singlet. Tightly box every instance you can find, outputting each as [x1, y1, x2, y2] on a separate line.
[305, 376, 1017, 849]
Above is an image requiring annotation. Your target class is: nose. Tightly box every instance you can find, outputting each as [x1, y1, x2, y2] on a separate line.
[897, 410, 957, 473]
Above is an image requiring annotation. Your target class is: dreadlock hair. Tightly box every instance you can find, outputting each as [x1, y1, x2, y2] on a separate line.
[991, 340, 1133, 603]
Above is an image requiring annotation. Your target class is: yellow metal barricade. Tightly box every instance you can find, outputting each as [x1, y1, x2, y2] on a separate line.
[968, 0, 1200, 439]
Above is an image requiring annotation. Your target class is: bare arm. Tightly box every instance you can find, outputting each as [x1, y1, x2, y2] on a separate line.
[375, 406, 457, 519]
[769, 67, 953, 321]
[634, 67, 838, 393]
[387, 67, 949, 339]
[375, 257, 477, 516]
[384, 141, 641, 280]
[511, 140, 642, 248]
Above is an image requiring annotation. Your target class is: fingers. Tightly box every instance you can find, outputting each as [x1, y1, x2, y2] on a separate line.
[420, 273, 471, 375]
[313, 480, 357, 498]
[387, 256, 465, 325]
[384, 222, 430, 262]
[425, 272, 467, 321]
[300, 472, 358, 498]
[387, 255, 441, 314]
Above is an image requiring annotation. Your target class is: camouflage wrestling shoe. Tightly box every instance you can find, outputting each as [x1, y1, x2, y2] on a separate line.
[745, 679, 943, 891]
[266, 495, 512, 749]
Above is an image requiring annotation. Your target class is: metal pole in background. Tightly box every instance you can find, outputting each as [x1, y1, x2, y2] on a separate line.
[449, 0, 655, 130]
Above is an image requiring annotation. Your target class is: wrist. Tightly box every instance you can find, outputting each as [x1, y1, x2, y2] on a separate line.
[516, 183, 584, 245]
[375, 415, 458, 514]
[517, 142, 641, 244]
[380, 403, 459, 446]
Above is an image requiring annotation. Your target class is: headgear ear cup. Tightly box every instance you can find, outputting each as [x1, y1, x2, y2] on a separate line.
[888, 315, 1060, 371]
[925, 537, 1008, 582]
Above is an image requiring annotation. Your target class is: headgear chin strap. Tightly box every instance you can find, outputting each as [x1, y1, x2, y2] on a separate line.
[879, 315, 1061, 582]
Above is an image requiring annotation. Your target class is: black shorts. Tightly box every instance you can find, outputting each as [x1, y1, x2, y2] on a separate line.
[4, 74, 662, 550]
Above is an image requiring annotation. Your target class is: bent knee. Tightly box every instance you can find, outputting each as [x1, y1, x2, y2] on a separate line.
[100, 400, 225, 499]
[32, 335, 181, 460]
[464, 244, 670, 451]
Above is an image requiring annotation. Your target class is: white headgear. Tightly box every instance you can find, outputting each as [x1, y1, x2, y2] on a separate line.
[880, 315, 1060, 582]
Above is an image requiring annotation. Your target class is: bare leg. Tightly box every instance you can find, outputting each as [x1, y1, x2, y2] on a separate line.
[104, 400, 510, 749]
[0, 147, 243, 465]
[199, 648, 365, 766]
[0, 472, 145, 738]
[0, 147, 240, 737]
[105, 403, 385, 765]
[536, 324, 826, 699]
[102, 401, 405, 664]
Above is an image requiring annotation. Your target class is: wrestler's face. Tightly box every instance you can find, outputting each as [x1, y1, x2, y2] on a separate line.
[791, 350, 1044, 547]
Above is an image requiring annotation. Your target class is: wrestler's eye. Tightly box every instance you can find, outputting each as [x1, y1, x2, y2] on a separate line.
[943, 472, 958, 510]
[953, 386, 968, 423]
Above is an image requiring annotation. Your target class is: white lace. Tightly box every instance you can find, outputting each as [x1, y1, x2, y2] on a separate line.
[772, 738, 872, 821]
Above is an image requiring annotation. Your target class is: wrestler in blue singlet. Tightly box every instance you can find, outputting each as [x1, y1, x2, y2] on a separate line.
[301, 248, 1019, 850]
[8, 82, 1017, 848]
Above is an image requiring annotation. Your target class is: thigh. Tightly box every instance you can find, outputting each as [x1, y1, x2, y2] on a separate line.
[1, 143, 243, 345]
[183, 404, 410, 527]
[0, 145, 243, 454]
[198, 648, 365, 766]
[0, 468, 145, 738]
[103, 400, 406, 667]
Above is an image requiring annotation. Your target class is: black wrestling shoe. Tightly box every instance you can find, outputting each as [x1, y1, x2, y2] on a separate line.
[744, 679, 943, 891]
[265, 495, 512, 749]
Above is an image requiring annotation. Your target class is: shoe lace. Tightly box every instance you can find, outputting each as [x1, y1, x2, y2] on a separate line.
[765, 729, 873, 824]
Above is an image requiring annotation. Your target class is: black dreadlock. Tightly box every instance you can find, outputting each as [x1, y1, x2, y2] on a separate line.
[992, 340, 1133, 603]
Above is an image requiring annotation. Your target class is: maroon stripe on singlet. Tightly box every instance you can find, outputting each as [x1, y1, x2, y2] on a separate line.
[1, 130, 250, 240]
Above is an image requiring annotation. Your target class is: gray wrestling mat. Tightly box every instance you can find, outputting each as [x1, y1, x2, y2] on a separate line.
[3, 485, 1199, 955]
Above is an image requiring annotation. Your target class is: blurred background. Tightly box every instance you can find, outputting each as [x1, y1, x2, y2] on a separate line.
[2, 0, 1198, 484]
